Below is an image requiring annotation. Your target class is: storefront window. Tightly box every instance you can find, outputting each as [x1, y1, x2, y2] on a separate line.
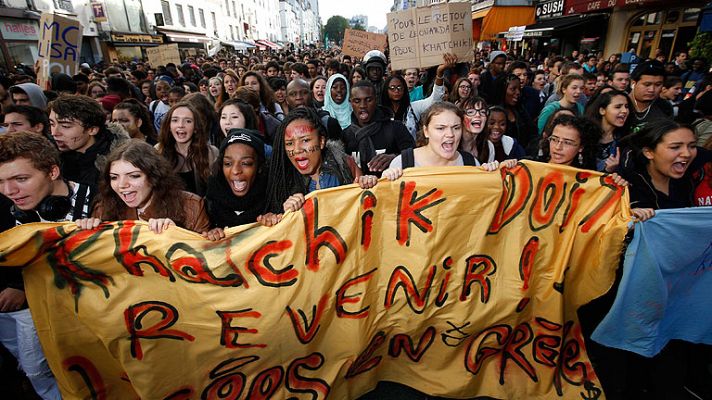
[626, 8, 699, 61]
[7, 42, 37, 66]
[115, 47, 142, 62]
[125, 0, 144, 33]
[682, 8, 700, 22]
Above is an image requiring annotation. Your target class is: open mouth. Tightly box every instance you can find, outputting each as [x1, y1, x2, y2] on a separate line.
[442, 140, 455, 153]
[11, 196, 29, 206]
[121, 191, 137, 204]
[295, 157, 310, 171]
[671, 161, 688, 175]
[231, 180, 248, 193]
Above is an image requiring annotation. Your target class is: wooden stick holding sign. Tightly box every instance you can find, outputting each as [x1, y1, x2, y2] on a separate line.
[387, 2, 472, 70]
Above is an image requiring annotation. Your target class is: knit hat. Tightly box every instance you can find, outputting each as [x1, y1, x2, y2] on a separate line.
[489, 51, 506, 63]
[222, 129, 265, 160]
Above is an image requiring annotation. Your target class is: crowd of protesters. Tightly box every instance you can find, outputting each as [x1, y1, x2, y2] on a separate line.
[0, 43, 710, 399]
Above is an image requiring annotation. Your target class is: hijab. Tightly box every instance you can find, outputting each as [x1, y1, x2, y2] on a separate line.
[323, 74, 352, 129]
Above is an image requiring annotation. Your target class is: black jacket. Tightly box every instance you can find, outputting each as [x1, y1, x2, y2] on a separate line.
[342, 107, 414, 175]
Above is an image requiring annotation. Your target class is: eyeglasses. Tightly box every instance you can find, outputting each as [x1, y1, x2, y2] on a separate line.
[548, 136, 579, 147]
[458, 85, 471, 90]
[388, 85, 404, 92]
[465, 108, 487, 117]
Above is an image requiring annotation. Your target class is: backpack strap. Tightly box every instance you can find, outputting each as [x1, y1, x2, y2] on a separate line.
[401, 148, 415, 168]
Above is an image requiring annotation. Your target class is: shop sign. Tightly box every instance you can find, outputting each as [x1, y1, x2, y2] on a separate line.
[564, 0, 616, 15]
[110, 33, 163, 44]
[537, 0, 564, 20]
[0, 18, 39, 41]
[91, 1, 108, 23]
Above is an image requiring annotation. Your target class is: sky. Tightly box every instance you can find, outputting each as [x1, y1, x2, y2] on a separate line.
[319, 0, 392, 30]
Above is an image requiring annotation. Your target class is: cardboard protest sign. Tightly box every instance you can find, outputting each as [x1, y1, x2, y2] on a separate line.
[342, 29, 387, 58]
[37, 13, 83, 90]
[0, 162, 630, 399]
[388, 2, 472, 70]
[146, 43, 181, 67]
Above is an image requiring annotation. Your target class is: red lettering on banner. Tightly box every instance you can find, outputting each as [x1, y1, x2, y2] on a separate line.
[580, 174, 625, 233]
[529, 171, 566, 231]
[345, 331, 387, 378]
[247, 366, 284, 399]
[166, 243, 245, 286]
[124, 301, 195, 360]
[336, 268, 377, 319]
[302, 198, 348, 272]
[396, 181, 445, 246]
[465, 323, 537, 384]
[460, 255, 497, 303]
[435, 257, 453, 307]
[388, 326, 436, 362]
[248, 240, 297, 287]
[560, 172, 591, 232]
[114, 220, 173, 280]
[519, 237, 539, 291]
[201, 356, 257, 399]
[286, 353, 330, 399]
[488, 164, 533, 234]
[217, 309, 266, 349]
[286, 294, 329, 344]
[384, 265, 436, 313]
[361, 191, 377, 250]
[62, 356, 107, 400]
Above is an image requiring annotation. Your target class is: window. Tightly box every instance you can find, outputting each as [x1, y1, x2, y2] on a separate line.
[212, 12, 217, 32]
[161, 0, 173, 25]
[199, 9, 206, 28]
[230, 25, 235, 40]
[626, 8, 701, 61]
[232, 1, 237, 18]
[225, 0, 230, 16]
[176, 4, 185, 26]
[188, 5, 196, 26]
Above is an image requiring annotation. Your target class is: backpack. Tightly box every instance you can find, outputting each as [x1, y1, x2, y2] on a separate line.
[400, 148, 477, 168]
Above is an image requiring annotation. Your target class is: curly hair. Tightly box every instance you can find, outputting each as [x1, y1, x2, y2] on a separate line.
[264, 107, 328, 213]
[48, 94, 106, 129]
[240, 71, 278, 114]
[0, 131, 59, 173]
[113, 99, 157, 143]
[157, 102, 213, 184]
[96, 139, 186, 226]
[541, 115, 601, 170]
[381, 75, 410, 122]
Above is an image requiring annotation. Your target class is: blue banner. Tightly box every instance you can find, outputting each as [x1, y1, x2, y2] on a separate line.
[592, 207, 712, 357]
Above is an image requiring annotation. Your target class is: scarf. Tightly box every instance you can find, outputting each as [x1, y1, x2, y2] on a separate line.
[323, 74, 352, 129]
[353, 106, 393, 173]
[204, 171, 268, 227]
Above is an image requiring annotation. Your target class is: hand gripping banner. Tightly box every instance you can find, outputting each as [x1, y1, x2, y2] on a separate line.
[0, 161, 630, 399]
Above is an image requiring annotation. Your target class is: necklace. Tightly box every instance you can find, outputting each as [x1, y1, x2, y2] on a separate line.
[632, 97, 652, 121]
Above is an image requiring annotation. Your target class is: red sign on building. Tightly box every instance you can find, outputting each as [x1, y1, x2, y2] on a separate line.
[564, 0, 660, 15]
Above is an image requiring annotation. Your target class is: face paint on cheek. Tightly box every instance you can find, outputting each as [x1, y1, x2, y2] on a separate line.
[305, 145, 320, 153]
[287, 150, 296, 157]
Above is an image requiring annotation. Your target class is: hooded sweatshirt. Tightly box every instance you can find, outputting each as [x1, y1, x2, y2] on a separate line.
[10, 83, 47, 109]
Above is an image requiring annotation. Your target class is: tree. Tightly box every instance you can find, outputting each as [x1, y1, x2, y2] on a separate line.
[323, 15, 350, 45]
[352, 23, 366, 31]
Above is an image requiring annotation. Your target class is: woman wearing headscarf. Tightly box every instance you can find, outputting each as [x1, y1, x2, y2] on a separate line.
[322, 73, 352, 130]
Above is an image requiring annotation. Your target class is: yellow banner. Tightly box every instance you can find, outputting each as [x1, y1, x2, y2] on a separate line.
[0, 161, 630, 399]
